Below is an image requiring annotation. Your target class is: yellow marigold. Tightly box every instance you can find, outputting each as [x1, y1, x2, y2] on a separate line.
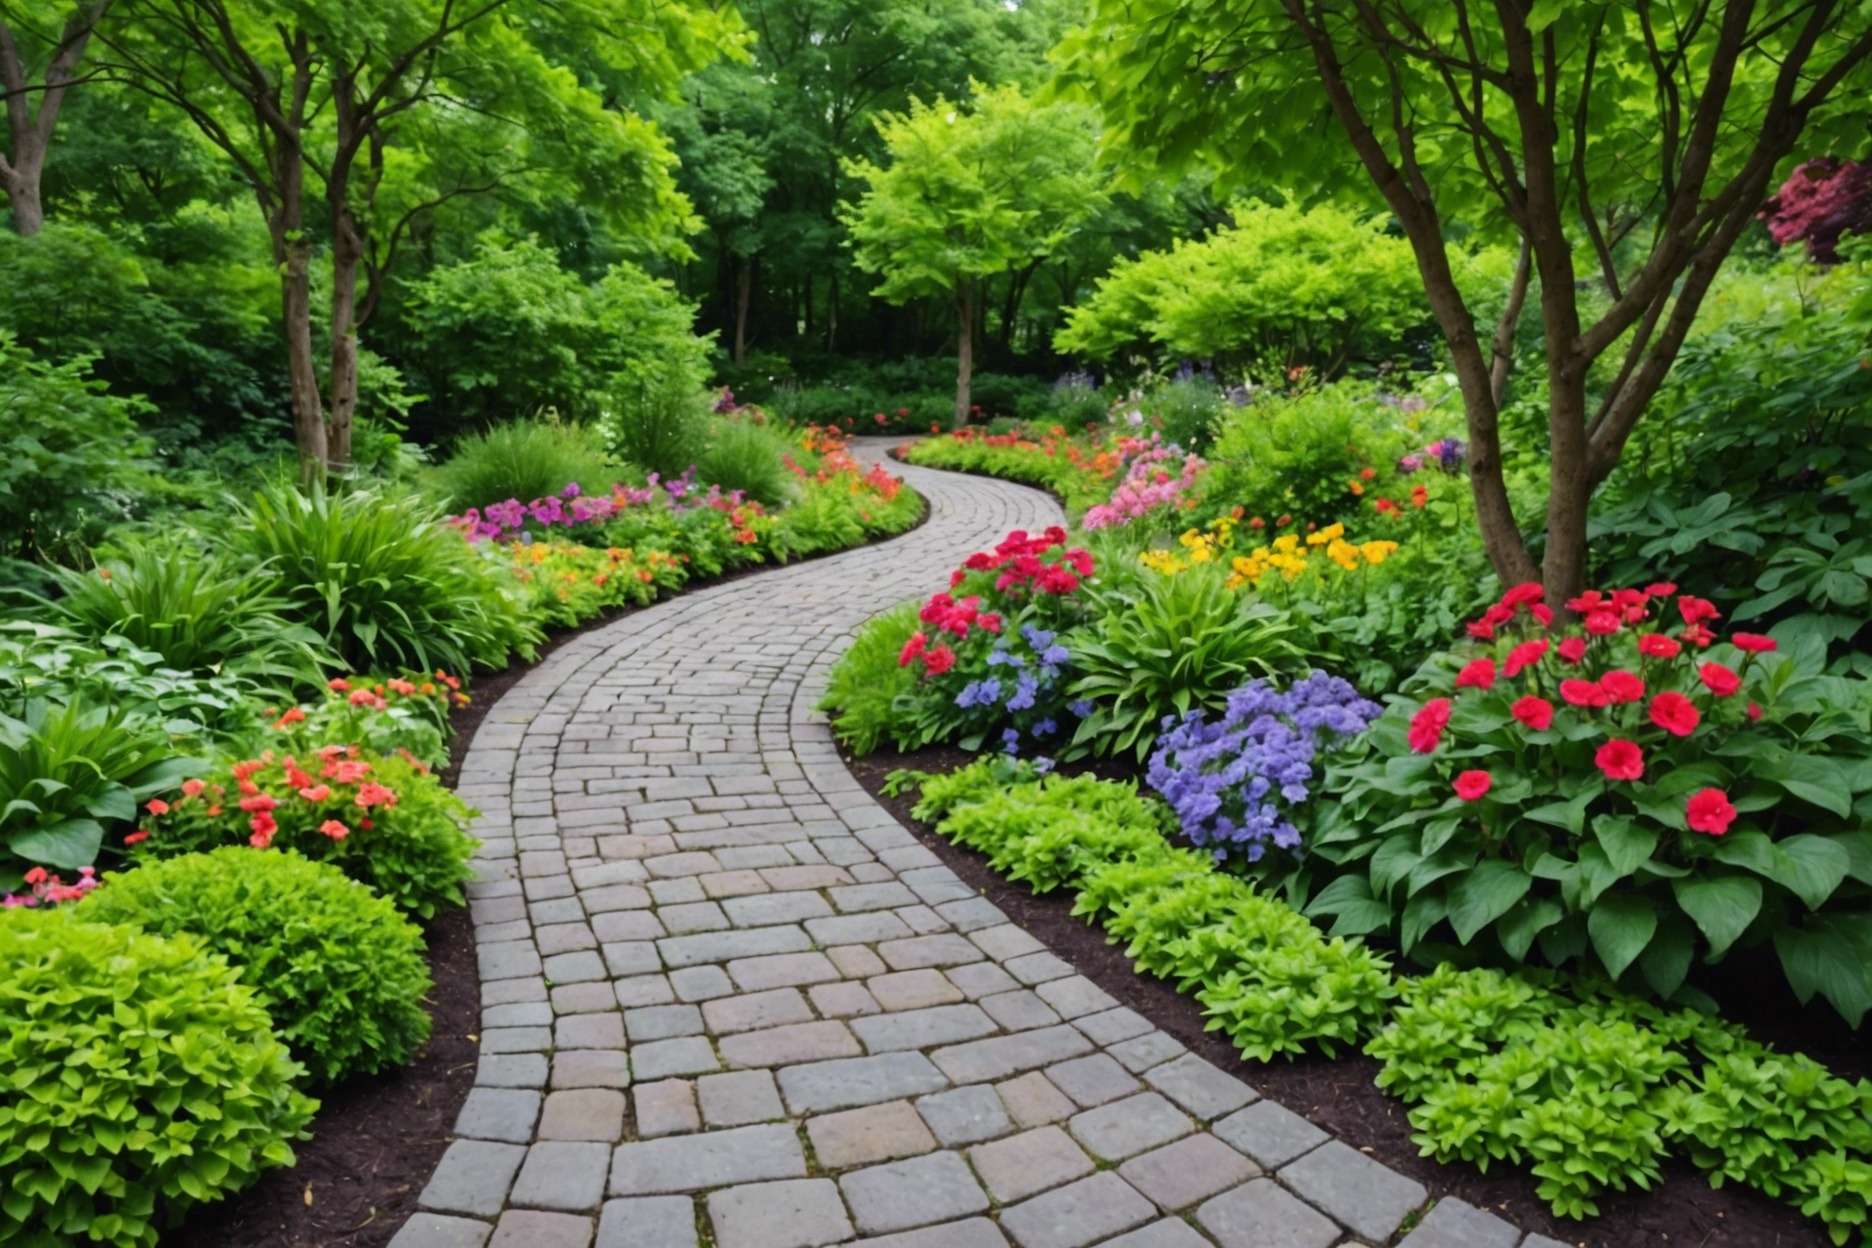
[1361, 540, 1400, 566]
[1272, 534, 1302, 554]
[1326, 539, 1360, 570]
[1139, 549, 1187, 575]
[1305, 523, 1346, 547]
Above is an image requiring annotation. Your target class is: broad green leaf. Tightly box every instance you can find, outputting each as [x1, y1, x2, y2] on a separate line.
[1592, 816, 1659, 878]
[1446, 861, 1533, 945]
[1773, 835, 1852, 909]
[8, 817, 105, 870]
[1672, 875, 1762, 958]
[1588, 892, 1657, 980]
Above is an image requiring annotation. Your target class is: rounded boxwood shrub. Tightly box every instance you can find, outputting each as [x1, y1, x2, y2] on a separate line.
[81, 848, 433, 1083]
[0, 909, 316, 1247]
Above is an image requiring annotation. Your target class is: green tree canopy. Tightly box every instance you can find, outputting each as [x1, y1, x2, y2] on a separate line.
[1059, 0, 1872, 598]
[844, 83, 1107, 422]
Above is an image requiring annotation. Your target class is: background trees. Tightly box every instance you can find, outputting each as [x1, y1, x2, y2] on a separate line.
[843, 85, 1106, 424]
[1061, 0, 1872, 599]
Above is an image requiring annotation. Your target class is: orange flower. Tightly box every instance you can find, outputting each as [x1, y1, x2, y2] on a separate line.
[144, 798, 170, 816]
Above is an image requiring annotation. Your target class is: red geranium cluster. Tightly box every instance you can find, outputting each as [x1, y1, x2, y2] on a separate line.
[131, 745, 403, 851]
[897, 528, 1095, 680]
[1413, 580, 1779, 837]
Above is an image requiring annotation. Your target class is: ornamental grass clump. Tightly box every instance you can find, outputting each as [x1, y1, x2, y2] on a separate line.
[1148, 672, 1380, 862]
[0, 909, 315, 1247]
[1309, 579, 1872, 1023]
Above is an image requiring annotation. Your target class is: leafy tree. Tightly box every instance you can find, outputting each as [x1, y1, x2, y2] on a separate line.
[0, 2, 109, 235]
[1057, 199, 1510, 375]
[844, 84, 1106, 423]
[95, 0, 740, 478]
[1061, 1, 1872, 599]
[1760, 157, 1872, 262]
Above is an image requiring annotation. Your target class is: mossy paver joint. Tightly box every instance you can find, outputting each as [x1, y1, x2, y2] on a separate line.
[396, 445, 1545, 1246]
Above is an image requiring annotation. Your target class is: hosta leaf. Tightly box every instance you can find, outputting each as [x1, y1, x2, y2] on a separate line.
[1587, 892, 1656, 980]
[8, 817, 105, 870]
[1773, 835, 1851, 909]
[1447, 861, 1532, 945]
[1672, 874, 1761, 958]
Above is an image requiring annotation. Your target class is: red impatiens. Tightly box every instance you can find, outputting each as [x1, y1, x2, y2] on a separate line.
[1699, 662, 1742, 697]
[1511, 695, 1554, 731]
[1685, 787, 1737, 836]
[1454, 658, 1497, 690]
[1560, 678, 1610, 708]
[1598, 669, 1646, 705]
[1408, 698, 1452, 753]
[1649, 691, 1701, 737]
[1453, 770, 1492, 801]
[1637, 633, 1681, 659]
[1594, 739, 1644, 782]
[1732, 632, 1778, 654]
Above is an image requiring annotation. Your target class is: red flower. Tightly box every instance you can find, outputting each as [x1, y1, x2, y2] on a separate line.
[923, 644, 956, 676]
[124, 829, 151, 845]
[1557, 636, 1588, 665]
[1504, 639, 1549, 677]
[1453, 770, 1493, 801]
[239, 793, 278, 814]
[1649, 691, 1701, 737]
[1732, 632, 1778, 653]
[1583, 611, 1622, 636]
[898, 632, 927, 668]
[1645, 581, 1679, 597]
[1699, 662, 1741, 697]
[1566, 590, 1607, 613]
[1560, 679, 1610, 708]
[22, 867, 47, 885]
[1685, 788, 1737, 836]
[1598, 669, 1646, 705]
[328, 678, 350, 692]
[1466, 620, 1496, 641]
[182, 778, 205, 798]
[1501, 582, 1545, 608]
[1678, 595, 1722, 625]
[1407, 698, 1452, 754]
[1454, 658, 1497, 691]
[1511, 695, 1554, 731]
[1594, 738, 1645, 781]
[1410, 484, 1428, 508]
[319, 819, 350, 841]
[297, 784, 332, 803]
[144, 798, 170, 816]
[1747, 701, 1763, 721]
[1637, 633, 1680, 659]
[1679, 622, 1716, 648]
[1529, 603, 1555, 628]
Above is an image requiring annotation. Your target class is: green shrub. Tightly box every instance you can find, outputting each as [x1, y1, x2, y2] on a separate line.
[607, 377, 709, 479]
[696, 416, 799, 506]
[0, 700, 198, 889]
[820, 603, 924, 754]
[431, 419, 623, 511]
[82, 847, 433, 1083]
[0, 332, 155, 567]
[225, 484, 540, 674]
[1138, 376, 1226, 452]
[1068, 564, 1305, 759]
[25, 539, 329, 691]
[133, 749, 476, 919]
[1196, 382, 1430, 527]
[0, 909, 315, 1247]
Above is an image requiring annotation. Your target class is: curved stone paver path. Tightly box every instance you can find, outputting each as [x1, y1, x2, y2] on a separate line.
[390, 443, 1553, 1248]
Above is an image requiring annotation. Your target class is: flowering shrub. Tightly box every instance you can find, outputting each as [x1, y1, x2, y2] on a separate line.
[1307, 581, 1872, 1023]
[448, 471, 728, 543]
[130, 747, 477, 918]
[1, 863, 97, 908]
[0, 909, 315, 1247]
[1082, 436, 1206, 530]
[1148, 673, 1380, 862]
[501, 540, 688, 629]
[267, 672, 460, 769]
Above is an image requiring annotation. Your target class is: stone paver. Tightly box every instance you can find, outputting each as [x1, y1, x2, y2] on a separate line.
[387, 446, 1531, 1247]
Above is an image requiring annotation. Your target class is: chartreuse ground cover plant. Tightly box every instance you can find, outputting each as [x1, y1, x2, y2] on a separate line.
[0, 909, 316, 1248]
[901, 424, 1123, 513]
[899, 753, 1872, 1241]
[1302, 580, 1872, 1024]
[82, 847, 433, 1084]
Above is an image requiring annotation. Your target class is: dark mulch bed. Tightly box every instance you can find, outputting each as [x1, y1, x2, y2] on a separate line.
[171, 492, 930, 1247]
[845, 741, 1842, 1248]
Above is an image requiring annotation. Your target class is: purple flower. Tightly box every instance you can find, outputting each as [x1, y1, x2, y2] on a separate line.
[1146, 672, 1379, 862]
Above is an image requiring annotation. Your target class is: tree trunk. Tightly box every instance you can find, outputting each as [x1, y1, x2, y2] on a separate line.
[953, 280, 974, 428]
[327, 206, 363, 472]
[3, 164, 42, 234]
[733, 256, 752, 364]
[279, 233, 328, 483]
[1490, 239, 1532, 405]
[1, 2, 111, 236]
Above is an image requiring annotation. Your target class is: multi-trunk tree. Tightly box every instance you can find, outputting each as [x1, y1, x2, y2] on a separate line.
[0, 1, 111, 235]
[95, 0, 739, 479]
[844, 83, 1106, 424]
[1063, 0, 1872, 601]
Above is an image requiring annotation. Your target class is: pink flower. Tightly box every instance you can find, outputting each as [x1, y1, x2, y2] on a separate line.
[1732, 632, 1778, 654]
[1557, 636, 1588, 665]
[1584, 611, 1621, 636]
[1511, 695, 1554, 731]
[1454, 658, 1497, 691]
[1698, 662, 1742, 697]
[1637, 633, 1680, 659]
[1453, 770, 1492, 801]
[1594, 738, 1644, 781]
[1407, 698, 1452, 754]
[1503, 639, 1549, 677]
[1598, 669, 1645, 705]
[1649, 691, 1701, 737]
[1560, 679, 1610, 708]
[1685, 788, 1736, 836]
[319, 819, 350, 841]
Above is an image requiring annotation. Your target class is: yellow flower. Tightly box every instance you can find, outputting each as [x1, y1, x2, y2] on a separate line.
[1361, 540, 1399, 566]
[1306, 522, 1346, 547]
[1273, 534, 1302, 554]
[1326, 539, 1360, 570]
[1140, 549, 1187, 575]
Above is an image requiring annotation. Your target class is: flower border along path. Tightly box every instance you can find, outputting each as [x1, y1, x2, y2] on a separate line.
[389, 441, 1551, 1248]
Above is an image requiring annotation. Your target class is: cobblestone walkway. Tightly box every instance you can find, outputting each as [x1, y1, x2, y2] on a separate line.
[392, 444, 1553, 1248]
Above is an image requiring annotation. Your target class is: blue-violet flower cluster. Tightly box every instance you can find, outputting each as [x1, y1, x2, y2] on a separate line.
[1147, 672, 1380, 862]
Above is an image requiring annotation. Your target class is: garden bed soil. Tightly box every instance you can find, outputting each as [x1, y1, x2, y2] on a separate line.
[169, 492, 929, 1247]
[844, 741, 1839, 1248]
